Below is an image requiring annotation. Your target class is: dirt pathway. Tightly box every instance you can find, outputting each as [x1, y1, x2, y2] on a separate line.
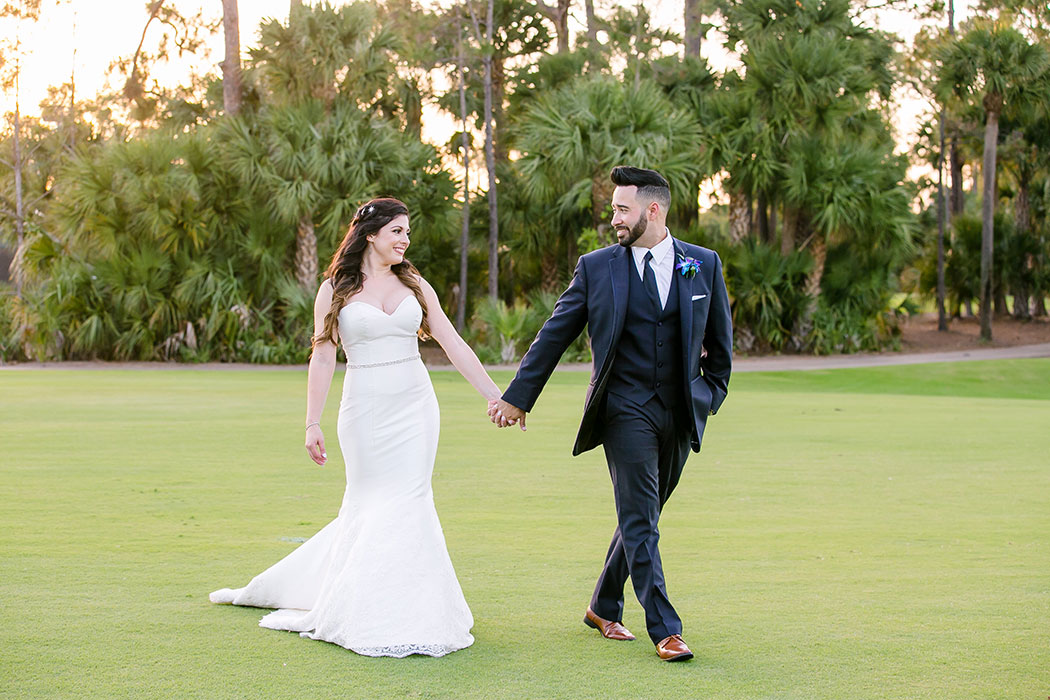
[3, 315, 1048, 373]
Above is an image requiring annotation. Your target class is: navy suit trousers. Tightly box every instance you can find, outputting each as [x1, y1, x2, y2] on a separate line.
[590, 391, 692, 643]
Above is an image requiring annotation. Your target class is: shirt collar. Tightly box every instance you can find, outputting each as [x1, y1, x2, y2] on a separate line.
[631, 227, 675, 266]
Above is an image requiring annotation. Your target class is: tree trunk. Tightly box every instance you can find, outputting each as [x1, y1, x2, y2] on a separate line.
[1013, 177, 1031, 319]
[781, 206, 798, 256]
[756, 190, 769, 242]
[936, 110, 948, 331]
[221, 0, 242, 116]
[949, 145, 964, 217]
[728, 189, 749, 243]
[768, 198, 778, 245]
[591, 173, 615, 244]
[948, 1, 963, 218]
[633, 10, 642, 92]
[399, 78, 423, 137]
[803, 234, 827, 302]
[584, 0, 597, 43]
[535, 0, 570, 53]
[295, 214, 318, 291]
[567, 232, 578, 274]
[540, 251, 559, 292]
[483, 0, 499, 300]
[793, 234, 826, 350]
[456, 24, 471, 332]
[492, 57, 507, 166]
[12, 94, 25, 299]
[684, 0, 701, 59]
[994, 289, 1008, 316]
[69, 11, 78, 152]
[978, 102, 999, 342]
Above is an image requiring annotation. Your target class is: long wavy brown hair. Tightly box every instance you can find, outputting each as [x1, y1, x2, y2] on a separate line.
[313, 197, 430, 348]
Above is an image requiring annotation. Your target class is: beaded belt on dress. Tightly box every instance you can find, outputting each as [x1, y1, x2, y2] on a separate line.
[346, 354, 420, 370]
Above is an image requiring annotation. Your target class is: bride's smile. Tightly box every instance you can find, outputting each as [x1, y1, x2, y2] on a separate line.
[365, 214, 411, 269]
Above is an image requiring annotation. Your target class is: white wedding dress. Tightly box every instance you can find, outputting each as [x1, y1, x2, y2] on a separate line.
[210, 295, 474, 658]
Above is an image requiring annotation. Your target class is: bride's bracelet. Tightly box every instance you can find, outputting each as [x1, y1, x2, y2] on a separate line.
[305, 421, 320, 431]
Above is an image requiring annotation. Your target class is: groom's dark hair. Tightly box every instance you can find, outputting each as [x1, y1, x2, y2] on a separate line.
[611, 166, 671, 210]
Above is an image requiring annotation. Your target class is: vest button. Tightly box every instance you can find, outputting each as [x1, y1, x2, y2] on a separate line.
[658, 341, 663, 347]
[656, 381, 662, 387]
[658, 362, 664, 368]
[657, 322, 663, 327]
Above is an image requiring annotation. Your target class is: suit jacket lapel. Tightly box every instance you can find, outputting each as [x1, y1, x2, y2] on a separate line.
[674, 239, 695, 369]
[608, 245, 630, 357]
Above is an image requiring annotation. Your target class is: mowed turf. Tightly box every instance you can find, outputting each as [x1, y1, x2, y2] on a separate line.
[1, 360, 1048, 699]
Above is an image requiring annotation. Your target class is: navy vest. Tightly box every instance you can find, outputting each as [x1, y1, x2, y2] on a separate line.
[606, 256, 684, 408]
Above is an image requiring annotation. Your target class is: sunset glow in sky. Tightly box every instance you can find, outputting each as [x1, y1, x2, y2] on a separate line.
[2, 0, 978, 204]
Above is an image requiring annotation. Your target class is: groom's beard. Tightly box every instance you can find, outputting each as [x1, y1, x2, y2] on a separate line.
[616, 216, 648, 247]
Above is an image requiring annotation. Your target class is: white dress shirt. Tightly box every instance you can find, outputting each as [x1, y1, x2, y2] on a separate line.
[630, 228, 675, 309]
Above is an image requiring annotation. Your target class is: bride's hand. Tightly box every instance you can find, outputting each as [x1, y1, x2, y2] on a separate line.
[305, 425, 327, 465]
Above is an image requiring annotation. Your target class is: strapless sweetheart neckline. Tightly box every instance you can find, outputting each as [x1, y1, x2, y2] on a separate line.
[345, 295, 415, 317]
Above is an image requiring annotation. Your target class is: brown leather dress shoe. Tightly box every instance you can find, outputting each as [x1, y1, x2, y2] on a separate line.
[655, 634, 693, 661]
[584, 608, 636, 641]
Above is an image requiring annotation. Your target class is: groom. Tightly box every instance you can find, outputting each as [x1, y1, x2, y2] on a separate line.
[490, 166, 732, 661]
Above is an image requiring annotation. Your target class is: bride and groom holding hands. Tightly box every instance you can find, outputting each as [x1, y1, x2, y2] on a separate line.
[210, 166, 733, 663]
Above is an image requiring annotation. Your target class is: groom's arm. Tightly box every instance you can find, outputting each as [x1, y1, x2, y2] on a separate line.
[501, 258, 590, 413]
[700, 252, 732, 414]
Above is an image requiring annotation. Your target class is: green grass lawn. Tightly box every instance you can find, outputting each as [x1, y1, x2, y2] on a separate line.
[1, 360, 1048, 699]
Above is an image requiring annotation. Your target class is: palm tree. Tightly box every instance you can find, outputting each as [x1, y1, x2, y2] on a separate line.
[938, 20, 1049, 340]
[651, 54, 719, 233]
[247, 1, 403, 291]
[513, 77, 702, 248]
[251, 1, 399, 111]
[222, 100, 433, 291]
[710, 0, 912, 345]
[996, 102, 1050, 318]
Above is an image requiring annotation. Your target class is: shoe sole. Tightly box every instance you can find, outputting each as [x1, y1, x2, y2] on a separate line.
[662, 651, 694, 662]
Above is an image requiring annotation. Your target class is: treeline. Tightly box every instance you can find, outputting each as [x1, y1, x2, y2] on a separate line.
[1, 0, 1048, 364]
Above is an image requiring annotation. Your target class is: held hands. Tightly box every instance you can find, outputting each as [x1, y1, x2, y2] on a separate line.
[305, 424, 327, 465]
[487, 398, 527, 431]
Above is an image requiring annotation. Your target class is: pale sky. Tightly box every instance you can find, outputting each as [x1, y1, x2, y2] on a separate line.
[2, 0, 977, 198]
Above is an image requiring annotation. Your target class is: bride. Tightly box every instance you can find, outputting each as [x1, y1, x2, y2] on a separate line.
[210, 197, 509, 657]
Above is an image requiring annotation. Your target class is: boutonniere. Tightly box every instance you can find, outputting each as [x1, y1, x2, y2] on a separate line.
[675, 254, 702, 278]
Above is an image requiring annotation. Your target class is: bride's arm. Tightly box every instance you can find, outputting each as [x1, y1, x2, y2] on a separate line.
[418, 277, 501, 402]
[305, 279, 338, 466]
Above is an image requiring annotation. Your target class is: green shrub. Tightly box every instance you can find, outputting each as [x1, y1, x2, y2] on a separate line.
[523, 288, 591, 363]
[723, 238, 812, 353]
[807, 299, 904, 355]
[0, 289, 28, 363]
[473, 297, 538, 364]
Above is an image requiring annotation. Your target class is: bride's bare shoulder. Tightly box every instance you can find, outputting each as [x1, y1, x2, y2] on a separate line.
[315, 279, 335, 309]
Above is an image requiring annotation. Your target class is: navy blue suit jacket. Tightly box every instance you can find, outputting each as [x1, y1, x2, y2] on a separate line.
[502, 239, 733, 456]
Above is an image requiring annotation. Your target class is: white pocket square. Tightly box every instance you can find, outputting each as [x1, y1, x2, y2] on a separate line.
[691, 294, 707, 301]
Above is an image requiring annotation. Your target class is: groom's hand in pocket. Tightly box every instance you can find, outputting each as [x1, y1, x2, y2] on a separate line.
[489, 398, 527, 431]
